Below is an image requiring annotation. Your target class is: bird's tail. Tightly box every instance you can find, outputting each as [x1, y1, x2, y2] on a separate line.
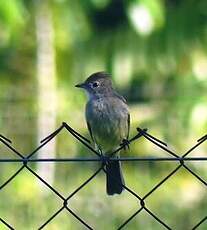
[106, 158, 125, 195]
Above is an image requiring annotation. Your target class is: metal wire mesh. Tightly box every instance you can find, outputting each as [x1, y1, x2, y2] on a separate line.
[0, 122, 206, 229]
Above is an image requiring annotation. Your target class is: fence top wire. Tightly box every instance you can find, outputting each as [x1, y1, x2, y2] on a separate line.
[0, 156, 207, 163]
[0, 122, 206, 230]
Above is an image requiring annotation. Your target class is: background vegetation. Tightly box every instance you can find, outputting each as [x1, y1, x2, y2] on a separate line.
[0, 0, 206, 229]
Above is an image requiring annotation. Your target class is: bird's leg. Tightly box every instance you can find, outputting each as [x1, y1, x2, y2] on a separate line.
[120, 138, 130, 150]
[98, 148, 110, 167]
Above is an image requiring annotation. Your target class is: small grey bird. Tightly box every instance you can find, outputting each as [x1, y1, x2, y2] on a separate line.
[75, 72, 130, 195]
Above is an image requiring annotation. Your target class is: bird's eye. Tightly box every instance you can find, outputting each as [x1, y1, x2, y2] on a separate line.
[92, 82, 99, 88]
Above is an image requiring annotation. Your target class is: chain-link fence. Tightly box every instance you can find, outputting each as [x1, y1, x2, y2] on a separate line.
[0, 122, 206, 229]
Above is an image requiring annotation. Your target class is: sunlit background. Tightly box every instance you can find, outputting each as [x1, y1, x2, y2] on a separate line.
[0, 0, 207, 229]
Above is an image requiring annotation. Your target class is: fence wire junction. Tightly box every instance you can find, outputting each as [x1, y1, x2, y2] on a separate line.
[0, 122, 206, 230]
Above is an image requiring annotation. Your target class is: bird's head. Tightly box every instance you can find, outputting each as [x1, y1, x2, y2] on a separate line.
[75, 72, 113, 99]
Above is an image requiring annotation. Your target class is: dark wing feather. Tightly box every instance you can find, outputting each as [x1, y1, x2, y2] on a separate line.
[115, 92, 130, 139]
[87, 121, 94, 142]
[127, 113, 130, 139]
[114, 92, 126, 103]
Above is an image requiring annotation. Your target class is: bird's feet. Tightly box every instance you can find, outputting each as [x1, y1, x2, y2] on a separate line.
[120, 138, 130, 150]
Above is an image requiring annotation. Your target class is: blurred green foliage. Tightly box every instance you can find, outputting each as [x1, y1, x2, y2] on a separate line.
[0, 0, 207, 229]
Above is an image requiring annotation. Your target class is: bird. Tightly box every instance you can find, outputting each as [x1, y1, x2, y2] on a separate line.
[75, 72, 130, 195]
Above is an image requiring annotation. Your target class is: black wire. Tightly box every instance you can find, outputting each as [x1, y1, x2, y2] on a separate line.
[0, 156, 206, 162]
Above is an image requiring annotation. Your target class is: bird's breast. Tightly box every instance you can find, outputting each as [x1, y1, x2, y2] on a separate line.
[86, 97, 128, 153]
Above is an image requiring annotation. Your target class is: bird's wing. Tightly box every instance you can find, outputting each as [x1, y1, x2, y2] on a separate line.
[115, 92, 130, 139]
[127, 113, 130, 139]
[87, 121, 101, 153]
[114, 92, 126, 103]
[87, 121, 94, 142]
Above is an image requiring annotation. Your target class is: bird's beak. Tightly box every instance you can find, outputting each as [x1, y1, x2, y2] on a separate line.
[75, 82, 86, 88]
